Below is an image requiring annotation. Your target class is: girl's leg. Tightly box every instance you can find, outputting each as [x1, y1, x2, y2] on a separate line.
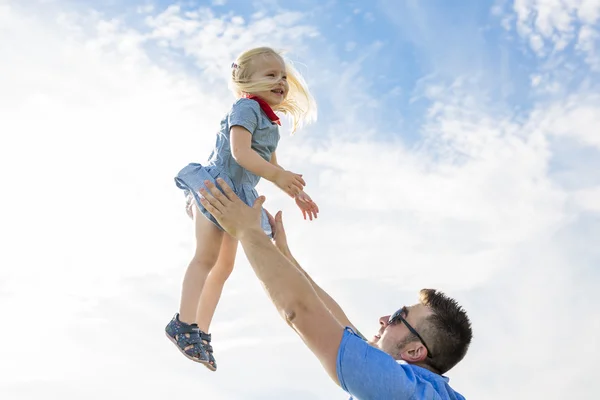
[178, 206, 224, 324]
[192, 233, 238, 371]
[195, 233, 239, 332]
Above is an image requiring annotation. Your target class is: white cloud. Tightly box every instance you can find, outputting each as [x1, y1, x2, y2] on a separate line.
[572, 186, 600, 212]
[577, 24, 600, 68]
[509, 0, 600, 68]
[536, 93, 600, 149]
[1, 1, 599, 400]
[143, 5, 319, 80]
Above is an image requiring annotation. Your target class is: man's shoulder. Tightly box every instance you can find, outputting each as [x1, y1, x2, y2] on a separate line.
[336, 327, 415, 397]
[337, 327, 466, 400]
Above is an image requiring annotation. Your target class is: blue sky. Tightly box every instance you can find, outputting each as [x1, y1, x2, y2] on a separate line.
[1, 0, 599, 399]
[45, 0, 580, 140]
[43, 0, 598, 141]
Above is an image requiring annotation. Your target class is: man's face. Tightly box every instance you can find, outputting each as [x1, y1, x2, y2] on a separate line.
[369, 303, 432, 360]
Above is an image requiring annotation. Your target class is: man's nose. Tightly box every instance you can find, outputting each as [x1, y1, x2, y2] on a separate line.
[379, 315, 391, 327]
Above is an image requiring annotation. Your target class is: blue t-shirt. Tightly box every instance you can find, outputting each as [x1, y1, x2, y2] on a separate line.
[336, 327, 466, 400]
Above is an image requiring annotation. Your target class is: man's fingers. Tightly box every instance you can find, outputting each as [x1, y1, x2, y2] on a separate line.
[253, 195, 266, 210]
[199, 187, 225, 210]
[215, 178, 238, 201]
[276, 211, 286, 233]
[265, 208, 274, 221]
[265, 209, 277, 236]
[204, 180, 230, 205]
[199, 196, 221, 217]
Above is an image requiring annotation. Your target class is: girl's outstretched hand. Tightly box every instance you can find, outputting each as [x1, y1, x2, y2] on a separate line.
[274, 169, 305, 198]
[295, 191, 319, 221]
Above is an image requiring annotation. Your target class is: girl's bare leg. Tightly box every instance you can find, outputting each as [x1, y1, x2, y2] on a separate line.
[195, 233, 239, 332]
[178, 206, 224, 324]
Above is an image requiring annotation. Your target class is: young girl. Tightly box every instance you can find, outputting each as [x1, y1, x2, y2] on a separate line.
[165, 47, 319, 371]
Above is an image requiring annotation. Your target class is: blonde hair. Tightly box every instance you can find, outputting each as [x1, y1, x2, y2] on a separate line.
[229, 47, 317, 134]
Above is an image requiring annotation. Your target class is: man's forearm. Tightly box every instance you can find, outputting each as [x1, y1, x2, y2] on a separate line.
[239, 229, 323, 322]
[280, 249, 363, 337]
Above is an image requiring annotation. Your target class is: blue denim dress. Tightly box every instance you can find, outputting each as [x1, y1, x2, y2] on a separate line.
[175, 98, 280, 237]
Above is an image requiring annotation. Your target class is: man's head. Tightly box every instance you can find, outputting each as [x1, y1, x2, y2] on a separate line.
[369, 289, 472, 375]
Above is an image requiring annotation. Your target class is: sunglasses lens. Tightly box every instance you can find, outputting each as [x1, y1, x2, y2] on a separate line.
[389, 309, 402, 324]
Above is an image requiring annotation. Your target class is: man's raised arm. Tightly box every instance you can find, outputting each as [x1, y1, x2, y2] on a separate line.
[198, 179, 344, 384]
[265, 210, 365, 339]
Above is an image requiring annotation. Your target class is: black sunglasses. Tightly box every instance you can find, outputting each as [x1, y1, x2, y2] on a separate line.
[389, 307, 433, 359]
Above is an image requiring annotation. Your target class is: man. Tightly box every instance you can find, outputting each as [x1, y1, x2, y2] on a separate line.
[198, 178, 473, 400]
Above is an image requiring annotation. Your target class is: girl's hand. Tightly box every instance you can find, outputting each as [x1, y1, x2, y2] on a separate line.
[274, 169, 305, 198]
[295, 191, 319, 221]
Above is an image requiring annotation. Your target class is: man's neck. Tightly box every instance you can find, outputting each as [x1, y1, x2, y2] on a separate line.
[390, 356, 440, 375]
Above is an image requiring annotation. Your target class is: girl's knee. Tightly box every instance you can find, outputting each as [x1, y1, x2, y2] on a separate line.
[211, 260, 235, 281]
[190, 253, 219, 271]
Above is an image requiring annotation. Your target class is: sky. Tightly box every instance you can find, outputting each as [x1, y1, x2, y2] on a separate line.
[0, 0, 599, 398]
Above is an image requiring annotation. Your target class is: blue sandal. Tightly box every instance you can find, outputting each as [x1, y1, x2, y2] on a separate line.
[165, 314, 210, 365]
[200, 331, 217, 371]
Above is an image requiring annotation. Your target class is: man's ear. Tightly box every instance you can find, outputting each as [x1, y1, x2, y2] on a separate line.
[399, 342, 428, 363]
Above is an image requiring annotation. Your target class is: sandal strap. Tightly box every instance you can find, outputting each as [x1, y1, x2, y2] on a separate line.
[200, 332, 212, 342]
[177, 332, 202, 346]
[199, 331, 213, 353]
[185, 343, 207, 359]
[176, 323, 200, 335]
[177, 332, 208, 360]
[173, 324, 203, 346]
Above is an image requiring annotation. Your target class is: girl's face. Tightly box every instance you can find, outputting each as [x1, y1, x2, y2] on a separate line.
[249, 54, 289, 107]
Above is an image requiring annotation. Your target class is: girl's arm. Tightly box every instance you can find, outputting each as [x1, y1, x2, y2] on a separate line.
[231, 126, 282, 182]
[231, 126, 305, 197]
[271, 150, 319, 220]
[270, 151, 285, 170]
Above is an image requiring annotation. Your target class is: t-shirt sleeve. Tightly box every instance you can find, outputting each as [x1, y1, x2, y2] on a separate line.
[228, 99, 260, 134]
[336, 327, 418, 400]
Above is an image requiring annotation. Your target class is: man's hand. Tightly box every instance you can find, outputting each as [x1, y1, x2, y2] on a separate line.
[265, 210, 291, 256]
[294, 191, 319, 221]
[199, 178, 265, 239]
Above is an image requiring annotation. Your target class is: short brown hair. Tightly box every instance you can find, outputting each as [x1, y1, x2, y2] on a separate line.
[418, 289, 473, 374]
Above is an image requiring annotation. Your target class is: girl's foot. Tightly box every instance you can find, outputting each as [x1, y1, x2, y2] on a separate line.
[199, 331, 217, 371]
[165, 313, 210, 365]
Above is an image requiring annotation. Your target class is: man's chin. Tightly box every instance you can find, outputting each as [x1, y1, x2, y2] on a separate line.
[367, 336, 381, 346]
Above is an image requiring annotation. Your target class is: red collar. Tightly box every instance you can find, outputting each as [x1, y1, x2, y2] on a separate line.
[242, 94, 281, 125]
